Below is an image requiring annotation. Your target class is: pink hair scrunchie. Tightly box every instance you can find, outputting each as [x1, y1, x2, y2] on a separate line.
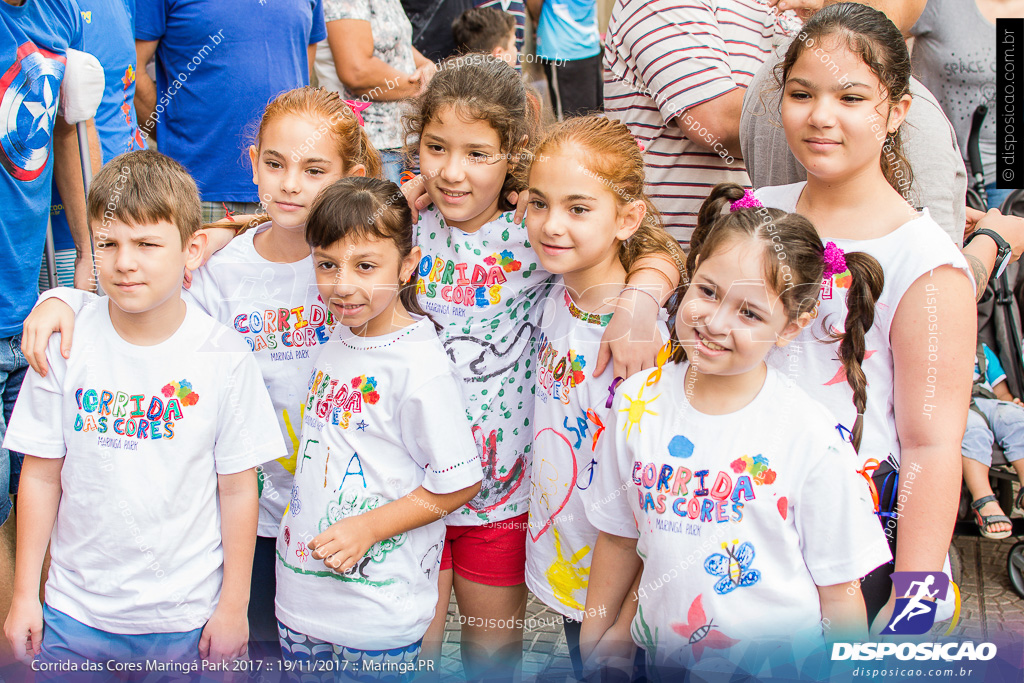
[822, 241, 848, 278]
[729, 188, 763, 212]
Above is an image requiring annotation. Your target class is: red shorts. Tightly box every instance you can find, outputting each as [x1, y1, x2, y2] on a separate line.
[440, 512, 528, 586]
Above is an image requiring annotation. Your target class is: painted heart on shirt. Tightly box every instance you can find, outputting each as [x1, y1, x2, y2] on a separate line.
[528, 428, 578, 543]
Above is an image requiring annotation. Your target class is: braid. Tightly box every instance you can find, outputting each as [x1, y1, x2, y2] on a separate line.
[836, 252, 885, 451]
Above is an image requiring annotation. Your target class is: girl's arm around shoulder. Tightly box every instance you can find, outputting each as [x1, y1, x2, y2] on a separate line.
[595, 237, 685, 379]
[21, 287, 97, 377]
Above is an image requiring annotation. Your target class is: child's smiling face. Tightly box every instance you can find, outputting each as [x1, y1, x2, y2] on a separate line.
[313, 232, 420, 337]
[419, 105, 509, 234]
[674, 237, 806, 378]
[249, 114, 360, 231]
[526, 145, 640, 278]
[781, 39, 910, 184]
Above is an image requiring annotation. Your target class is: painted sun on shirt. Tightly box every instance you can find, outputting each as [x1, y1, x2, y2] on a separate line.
[620, 384, 660, 440]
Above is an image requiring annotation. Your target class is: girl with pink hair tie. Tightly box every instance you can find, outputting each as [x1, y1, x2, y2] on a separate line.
[756, 2, 976, 632]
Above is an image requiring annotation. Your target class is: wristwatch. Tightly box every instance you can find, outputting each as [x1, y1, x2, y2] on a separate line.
[964, 228, 1013, 280]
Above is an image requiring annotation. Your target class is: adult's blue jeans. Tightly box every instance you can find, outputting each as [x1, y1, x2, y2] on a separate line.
[0, 333, 28, 525]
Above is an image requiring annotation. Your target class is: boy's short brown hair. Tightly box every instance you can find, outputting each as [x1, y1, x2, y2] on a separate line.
[87, 150, 202, 247]
[452, 7, 516, 55]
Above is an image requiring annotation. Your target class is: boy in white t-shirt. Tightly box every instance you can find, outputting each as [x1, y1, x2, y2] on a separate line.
[2, 151, 286, 672]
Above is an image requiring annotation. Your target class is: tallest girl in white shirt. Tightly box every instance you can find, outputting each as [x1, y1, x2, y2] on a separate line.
[755, 2, 976, 627]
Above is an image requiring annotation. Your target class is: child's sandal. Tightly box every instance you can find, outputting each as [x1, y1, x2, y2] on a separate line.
[971, 495, 1013, 540]
[1015, 486, 1024, 514]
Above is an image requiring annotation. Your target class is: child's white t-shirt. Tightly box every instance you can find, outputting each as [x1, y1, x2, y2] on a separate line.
[526, 287, 666, 621]
[274, 318, 483, 649]
[586, 361, 891, 672]
[41, 224, 336, 537]
[187, 225, 336, 536]
[413, 208, 553, 525]
[2, 298, 286, 634]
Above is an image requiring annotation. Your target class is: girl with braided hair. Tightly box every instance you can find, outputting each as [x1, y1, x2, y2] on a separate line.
[581, 183, 891, 677]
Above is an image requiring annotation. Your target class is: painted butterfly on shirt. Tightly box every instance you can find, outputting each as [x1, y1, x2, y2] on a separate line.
[704, 540, 761, 595]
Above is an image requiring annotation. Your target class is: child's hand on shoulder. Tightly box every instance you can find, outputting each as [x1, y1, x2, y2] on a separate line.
[3, 594, 43, 664]
[309, 516, 377, 574]
[199, 604, 248, 666]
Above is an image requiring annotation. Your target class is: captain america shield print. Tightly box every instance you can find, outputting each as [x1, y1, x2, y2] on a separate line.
[0, 43, 64, 181]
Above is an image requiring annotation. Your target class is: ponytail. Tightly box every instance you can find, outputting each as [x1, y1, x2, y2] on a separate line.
[833, 252, 885, 451]
[400, 278, 442, 334]
[687, 183, 749, 279]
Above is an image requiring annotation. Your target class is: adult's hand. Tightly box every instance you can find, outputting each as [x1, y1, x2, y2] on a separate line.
[767, 0, 823, 19]
[976, 207, 1024, 261]
[411, 61, 437, 96]
[73, 252, 96, 292]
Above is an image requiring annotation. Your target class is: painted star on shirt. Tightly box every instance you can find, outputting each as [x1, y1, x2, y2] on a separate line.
[356, 420, 368, 431]
[23, 77, 57, 136]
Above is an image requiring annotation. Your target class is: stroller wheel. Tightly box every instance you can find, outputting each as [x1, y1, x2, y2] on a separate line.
[1009, 541, 1024, 599]
[1000, 188, 1024, 218]
[967, 187, 987, 212]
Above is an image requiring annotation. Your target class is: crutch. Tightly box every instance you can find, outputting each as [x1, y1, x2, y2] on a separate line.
[47, 48, 104, 291]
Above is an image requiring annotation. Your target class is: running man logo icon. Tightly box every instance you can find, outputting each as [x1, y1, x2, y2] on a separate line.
[881, 571, 950, 635]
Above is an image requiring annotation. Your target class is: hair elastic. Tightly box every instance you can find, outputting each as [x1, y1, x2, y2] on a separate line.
[620, 286, 661, 308]
[729, 188, 762, 212]
[822, 241, 848, 278]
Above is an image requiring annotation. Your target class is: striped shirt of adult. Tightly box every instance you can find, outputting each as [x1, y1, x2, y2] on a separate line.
[604, 0, 794, 244]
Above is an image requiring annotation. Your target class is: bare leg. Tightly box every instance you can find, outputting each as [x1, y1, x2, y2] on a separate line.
[0, 508, 16, 666]
[452, 575, 527, 682]
[963, 457, 1012, 535]
[421, 568, 454, 681]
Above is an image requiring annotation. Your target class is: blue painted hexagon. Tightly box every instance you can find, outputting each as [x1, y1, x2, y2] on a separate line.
[668, 435, 694, 459]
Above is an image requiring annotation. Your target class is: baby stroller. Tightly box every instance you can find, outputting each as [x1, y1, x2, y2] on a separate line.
[961, 104, 1024, 599]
